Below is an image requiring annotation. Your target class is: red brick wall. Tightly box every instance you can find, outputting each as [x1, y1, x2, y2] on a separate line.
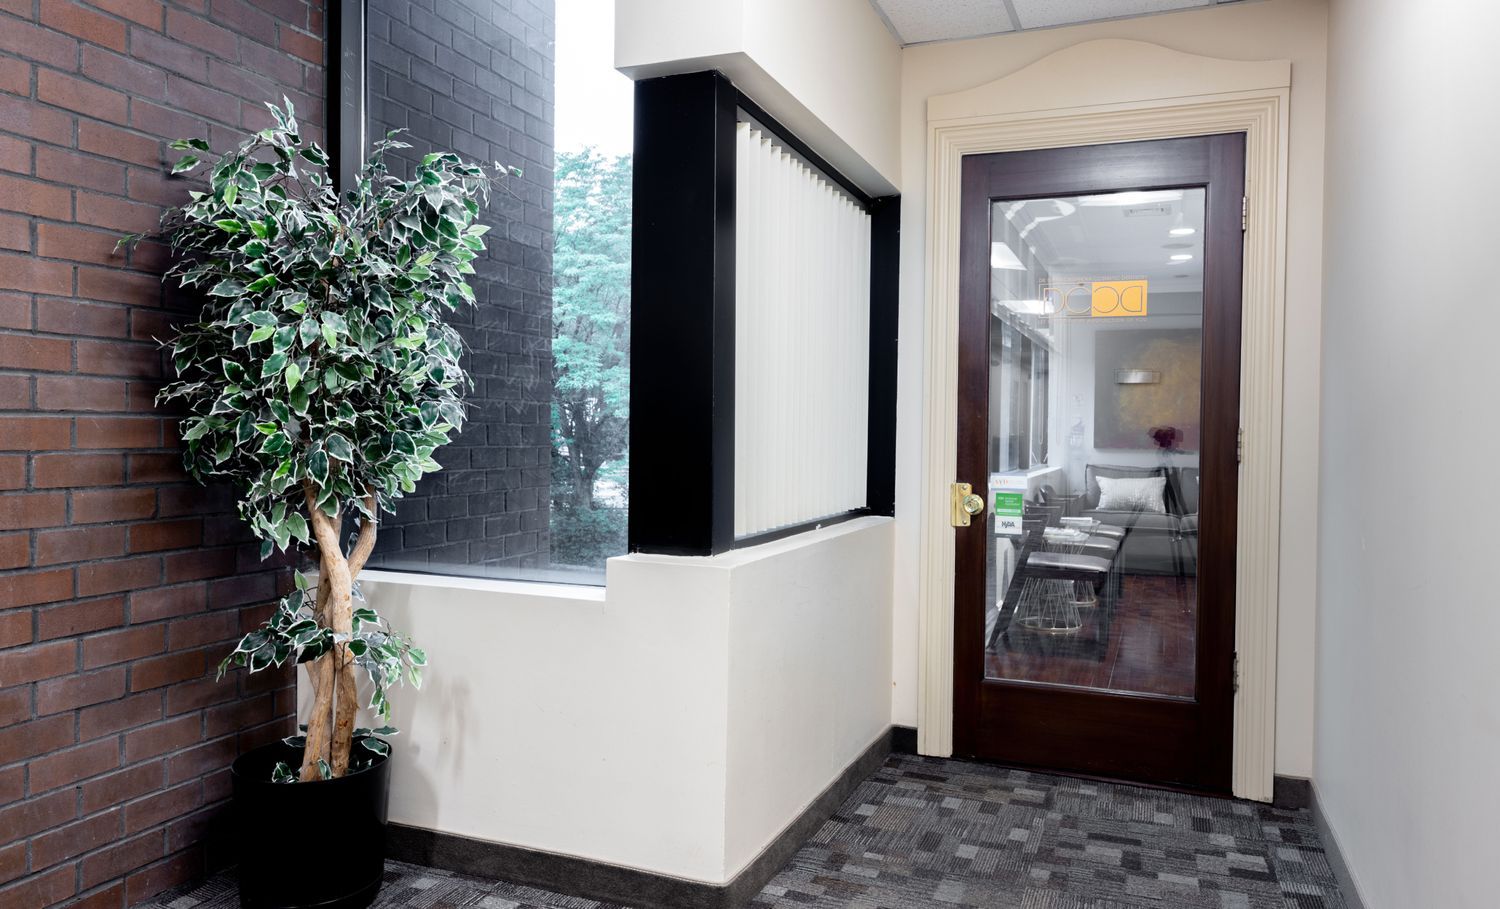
[0, 1, 323, 906]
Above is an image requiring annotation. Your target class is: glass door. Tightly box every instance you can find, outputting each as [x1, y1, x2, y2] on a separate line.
[953, 136, 1245, 792]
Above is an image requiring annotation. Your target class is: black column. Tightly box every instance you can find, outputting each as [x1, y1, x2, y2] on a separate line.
[327, 0, 365, 195]
[628, 71, 738, 555]
[866, 195, 900, 517]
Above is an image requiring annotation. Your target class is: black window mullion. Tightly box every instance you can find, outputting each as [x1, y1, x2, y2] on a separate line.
[628, 71, 738, 556]
[328, 0, 365, 196]
[867, 195, 900, 517]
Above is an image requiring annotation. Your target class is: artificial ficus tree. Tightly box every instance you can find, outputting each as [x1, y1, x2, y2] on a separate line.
[123, 99, 513, 781]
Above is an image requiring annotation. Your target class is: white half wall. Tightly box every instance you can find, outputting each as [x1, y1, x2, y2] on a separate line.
[1315, 0, 1500, 905]
[892, 0, 1329, 779]
[615, 0, 901, 195]
[722, 520, 893, 874]
[326, 517, 894, 885]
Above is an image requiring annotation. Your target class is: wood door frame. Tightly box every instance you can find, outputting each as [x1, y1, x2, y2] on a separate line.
[916, 39, 1292, 801]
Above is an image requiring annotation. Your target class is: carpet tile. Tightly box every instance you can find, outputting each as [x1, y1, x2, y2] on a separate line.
[136, 754, 1345, 909]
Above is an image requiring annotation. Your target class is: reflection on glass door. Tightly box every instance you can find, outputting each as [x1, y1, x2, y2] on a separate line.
[984, 188, 1205, 700]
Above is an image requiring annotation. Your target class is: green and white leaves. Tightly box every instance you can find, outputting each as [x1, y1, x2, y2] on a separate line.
[147, 96, 503, 559]
[339, 604, 427, 719]
[216, 585, 329, 682]
[325, 433, 354, 462]
[145, 98, 499, 783]
[348, 726, 397, 772]
[219, 581, 426, 747]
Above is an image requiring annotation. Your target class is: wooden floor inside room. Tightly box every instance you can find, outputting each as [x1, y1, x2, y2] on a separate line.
[986, 574, 1198, 698]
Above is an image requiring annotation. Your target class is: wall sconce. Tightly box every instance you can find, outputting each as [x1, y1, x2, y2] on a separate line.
[1116, 369, 1160, 384]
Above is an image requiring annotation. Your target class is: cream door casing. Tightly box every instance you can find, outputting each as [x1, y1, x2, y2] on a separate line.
[916, 39, 1291, 801]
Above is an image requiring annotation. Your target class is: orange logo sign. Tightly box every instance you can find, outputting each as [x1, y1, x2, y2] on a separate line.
[1090, 280, 1148, 317]
[1037, 280, 1149, 318]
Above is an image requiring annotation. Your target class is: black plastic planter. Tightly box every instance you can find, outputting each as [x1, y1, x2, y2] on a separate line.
[231, 741, 391, 909]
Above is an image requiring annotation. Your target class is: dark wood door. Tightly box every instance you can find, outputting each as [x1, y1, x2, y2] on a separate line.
[953, 134, 1245, 792]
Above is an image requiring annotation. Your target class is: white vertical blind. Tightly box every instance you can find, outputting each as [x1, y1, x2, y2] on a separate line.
[734, 121, 871, 539]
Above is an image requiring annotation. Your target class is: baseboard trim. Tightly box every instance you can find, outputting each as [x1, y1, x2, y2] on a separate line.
[891, 724, 918, 755]
[1310, 783, 1368, 909]
[719, 727, 894, 907]
[387, 727, 896, 909]
[387, 824, 729, 909]
[1272, 774, 1311, 809]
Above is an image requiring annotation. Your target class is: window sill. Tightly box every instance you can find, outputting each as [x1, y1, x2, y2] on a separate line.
[357, 568, 606, 603]
[355, 516, 894, 601]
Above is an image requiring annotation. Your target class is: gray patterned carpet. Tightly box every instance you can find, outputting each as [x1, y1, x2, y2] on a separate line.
[138, 754, 1345, 909]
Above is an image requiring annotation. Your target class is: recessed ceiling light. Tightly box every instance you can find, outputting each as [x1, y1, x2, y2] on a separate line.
[990, 241, 1026, 271]
[1077, 190, 1184, 207]
[1169, 253, 1194, 262]
[1169, 227, 1197, 237]
[995, 299, 1052, 316]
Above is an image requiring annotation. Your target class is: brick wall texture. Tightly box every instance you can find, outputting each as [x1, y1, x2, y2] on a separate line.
[362, 0, 556, 576]
[0, 0, 323, 906]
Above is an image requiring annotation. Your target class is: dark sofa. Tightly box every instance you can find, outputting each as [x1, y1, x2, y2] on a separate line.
[1077, 463, 1199, 576]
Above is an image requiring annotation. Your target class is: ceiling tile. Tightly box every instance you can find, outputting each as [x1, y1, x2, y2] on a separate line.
[1010, 0, 1210, 31]
[874, 0, 1014, 45]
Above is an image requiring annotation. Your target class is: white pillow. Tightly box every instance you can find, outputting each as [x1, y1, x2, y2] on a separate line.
[1095, 475, 1167, 513]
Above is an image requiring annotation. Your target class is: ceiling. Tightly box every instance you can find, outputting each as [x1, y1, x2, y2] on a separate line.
[869, 0, 1245, 45]
[992, 187, 1207, 300]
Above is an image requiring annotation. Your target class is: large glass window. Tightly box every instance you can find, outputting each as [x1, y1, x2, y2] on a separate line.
[361, 0, 631, 584]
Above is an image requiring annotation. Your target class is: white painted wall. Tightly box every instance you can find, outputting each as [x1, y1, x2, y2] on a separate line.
[615, 0, 901, 194]
[1051, 293, 1204, 492]
[737, 0, 900, 192]
[722, 520, 892, 873]
[1314, 0, 1500, 905]
[892, 0, 1329, 778]
[615, 0, 742, 64]
[343, 518, 893, 884]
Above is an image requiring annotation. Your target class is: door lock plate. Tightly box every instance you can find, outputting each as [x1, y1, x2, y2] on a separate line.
[951, 482, 984, 527]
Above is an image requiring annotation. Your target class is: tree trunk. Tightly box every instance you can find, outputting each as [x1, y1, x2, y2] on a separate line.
[300, 527, 353, 780]
[569, 463, 592, 509]
[299, 573, 332, 772]
[301, 652, 333, 774]
[298, 485, 377, 782]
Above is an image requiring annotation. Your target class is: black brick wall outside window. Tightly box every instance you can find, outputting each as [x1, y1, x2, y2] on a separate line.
[361, 0, 631, 583]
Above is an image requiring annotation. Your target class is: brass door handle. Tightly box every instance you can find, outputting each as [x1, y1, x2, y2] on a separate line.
[951, 482, 986, 527]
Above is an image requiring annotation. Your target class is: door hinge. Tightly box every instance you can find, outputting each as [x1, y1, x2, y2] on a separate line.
[1233, 652, 1240, 694]
[1236, 427, 1244, 464]
[1241, 195, 1248, 232]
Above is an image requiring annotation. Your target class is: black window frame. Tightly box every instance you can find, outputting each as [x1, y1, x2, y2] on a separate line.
[629, 71, 899, 556]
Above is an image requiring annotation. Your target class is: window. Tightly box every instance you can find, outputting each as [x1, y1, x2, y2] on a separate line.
[990, 207, 1053, 474]
[1030, 345, 1049, 467]
[357, 0, 631, 584]
[992, 321, 1053, 473]
[627, 72, 899, 556]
